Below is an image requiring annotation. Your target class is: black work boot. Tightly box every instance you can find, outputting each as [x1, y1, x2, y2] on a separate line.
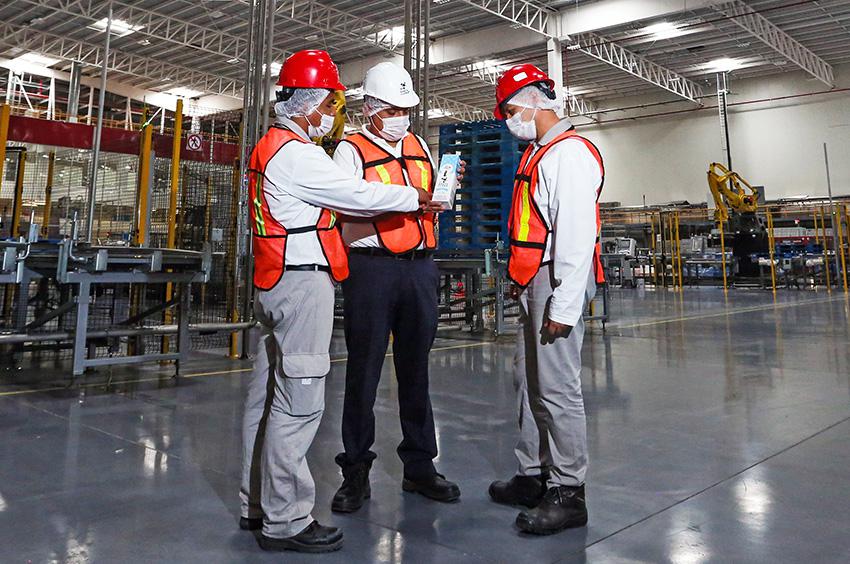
[402, 473, 461, 502]
[489, 473, 549, 508]
[239, 516, 262, 531]
[259, 521, 343, 553]
[516, 485, 587, 535]
[332, 462, 371, 513]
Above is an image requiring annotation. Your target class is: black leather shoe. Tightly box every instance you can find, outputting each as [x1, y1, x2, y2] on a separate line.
[259, 521, 343, 553]
[516, 485, 588, 535]
[239, 516, 262, 531]
[332, 462, 371, 513]
[489, 473, 548, 508]
[402, 473, 460, 502]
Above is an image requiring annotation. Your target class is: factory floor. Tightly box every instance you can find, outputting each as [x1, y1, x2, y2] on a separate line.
[1, 288, 849, 563]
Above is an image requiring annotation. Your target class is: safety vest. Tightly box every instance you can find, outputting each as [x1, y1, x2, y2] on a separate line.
[507, 129, 606, 288]
[343, 132, 436, 254]
[248, 125, 349, 290]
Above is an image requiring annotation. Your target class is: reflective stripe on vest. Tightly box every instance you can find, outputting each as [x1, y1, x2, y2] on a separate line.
[343, 132, 436, 253]
[507, 129, 606, 288]
[248, 126, 349, 289]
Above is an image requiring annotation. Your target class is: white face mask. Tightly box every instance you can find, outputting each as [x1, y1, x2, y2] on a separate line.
[505, 108, 537, 141]
[307, 110, 336, 138]
[373, 114, 410, 142]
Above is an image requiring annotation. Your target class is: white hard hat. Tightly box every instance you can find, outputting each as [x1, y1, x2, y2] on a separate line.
[363, 62, 420, 108]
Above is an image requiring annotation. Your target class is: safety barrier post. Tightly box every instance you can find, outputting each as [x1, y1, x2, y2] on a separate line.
[0, 104, 9, 189]
[133, 123, 154, 246]
[766, 208, 777, 296]
[229, 160, 241, 359]
[650, 213, 658, 287]
[674, 211, 684, 291]
[10, 150, 26, 238]
[820, 207, 831, 292]
[201, 175, 213, 311]
[163, 100, 184, 355]
[718, 216, 728, 293]
[42, 151, 55, 237]
[835, 203, 848, 293]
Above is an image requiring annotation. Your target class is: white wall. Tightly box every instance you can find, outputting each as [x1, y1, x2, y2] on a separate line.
[579, 65, 850, 206]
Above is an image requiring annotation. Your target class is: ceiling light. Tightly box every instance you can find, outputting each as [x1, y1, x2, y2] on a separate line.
[428, 108, 452, 119]
[8, 52, 61, 68]
[166, 87, 204, 98]
[643, 22, 683, 41]
[346, 86, 365, 101]
[209, 10, 225, 18]
[138, 39, 151, 46]
[227, 57, 241, 64]
[379, 26, 406, 47]
[87, 17, 144, 37]
[706, 58, 742, 73]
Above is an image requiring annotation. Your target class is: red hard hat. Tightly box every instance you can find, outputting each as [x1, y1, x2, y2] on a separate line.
[277, 49, 346, 91]
[493, 64, 554, 119]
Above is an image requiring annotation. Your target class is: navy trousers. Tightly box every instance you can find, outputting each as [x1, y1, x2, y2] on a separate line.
[337, 252, 440, 480]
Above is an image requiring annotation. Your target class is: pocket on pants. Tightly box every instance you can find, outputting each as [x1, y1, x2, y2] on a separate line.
[281, 376, 326, 417]
[282, 352, 330, 378]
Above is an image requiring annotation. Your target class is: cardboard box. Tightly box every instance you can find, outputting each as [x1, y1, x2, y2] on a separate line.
[432, 152, 461, 210]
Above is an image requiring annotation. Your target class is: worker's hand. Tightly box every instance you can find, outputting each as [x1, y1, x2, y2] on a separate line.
[457, 160, 467, 185]
[417, 188, 445, 214]
[509, 284, 521, 300]
[416, 188, 433, 205]
[541, 317, 573, 344]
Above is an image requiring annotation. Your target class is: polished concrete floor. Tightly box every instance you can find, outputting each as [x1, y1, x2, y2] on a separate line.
[1, 288, 849, 563]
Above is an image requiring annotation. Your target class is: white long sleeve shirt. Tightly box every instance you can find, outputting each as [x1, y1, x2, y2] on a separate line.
[332, 126, 436, 249]
[531, 118, 603, 326]
[261, 118, 420, 266]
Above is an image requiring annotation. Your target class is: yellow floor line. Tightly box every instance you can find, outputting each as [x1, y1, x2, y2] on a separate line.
[0, 341, 491, 398]
[613, 295, 845, 330]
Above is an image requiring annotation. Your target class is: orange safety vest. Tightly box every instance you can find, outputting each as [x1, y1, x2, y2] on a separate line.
[248, 125, 349, 290]
[343, 132, 436, 254]
[508, 129, 606, 288]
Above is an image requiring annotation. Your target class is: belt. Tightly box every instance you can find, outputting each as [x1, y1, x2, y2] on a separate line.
[284, 264, 330, 272]
[349, 248, 434, 260]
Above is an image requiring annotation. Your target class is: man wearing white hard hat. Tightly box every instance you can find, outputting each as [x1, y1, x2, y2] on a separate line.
[238, 51, 440, 554]
[330, 61, 461, 513]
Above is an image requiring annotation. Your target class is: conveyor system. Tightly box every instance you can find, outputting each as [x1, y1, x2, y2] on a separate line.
[2, 233, 217, 376]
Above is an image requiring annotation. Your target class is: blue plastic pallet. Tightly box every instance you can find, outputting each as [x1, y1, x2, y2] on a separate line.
[438, 120, 525, 251]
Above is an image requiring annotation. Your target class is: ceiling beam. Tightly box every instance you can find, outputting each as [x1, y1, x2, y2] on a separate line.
[15, 0, 289, 65]
[711, 0, 834, 87]
[458, 0, 556, 37]
[570, 33, 705, 103]
[0, 21, 241, 97]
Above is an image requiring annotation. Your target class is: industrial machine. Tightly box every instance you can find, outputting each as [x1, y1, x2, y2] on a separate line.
[707, 163, 768, 277]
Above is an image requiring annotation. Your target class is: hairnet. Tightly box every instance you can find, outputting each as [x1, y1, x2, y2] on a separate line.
[506, 84, 563, 115]
[274, 87, 329, 118]
[362, 95, 392, 117]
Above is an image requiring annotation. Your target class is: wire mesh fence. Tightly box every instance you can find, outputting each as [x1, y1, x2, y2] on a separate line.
[1, 139, 244, 363]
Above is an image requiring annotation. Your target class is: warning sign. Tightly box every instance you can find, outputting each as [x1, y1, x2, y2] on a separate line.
[186, 133, 203, 151]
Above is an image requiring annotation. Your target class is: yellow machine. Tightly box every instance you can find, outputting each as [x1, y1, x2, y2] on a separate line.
[706, 162, 767, 277]
[707, 162, 760, 223]
[311, 90, 348, 155]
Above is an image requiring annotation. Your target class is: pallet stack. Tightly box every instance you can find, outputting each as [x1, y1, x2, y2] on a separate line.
[437, 120, 525, 251]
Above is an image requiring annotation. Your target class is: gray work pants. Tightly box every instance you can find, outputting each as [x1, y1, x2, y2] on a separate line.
[513, 265, 595, 487]
[240, 271, 335, 539]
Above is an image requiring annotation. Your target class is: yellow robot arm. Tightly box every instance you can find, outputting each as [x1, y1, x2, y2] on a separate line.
[707, 162, 760, 223]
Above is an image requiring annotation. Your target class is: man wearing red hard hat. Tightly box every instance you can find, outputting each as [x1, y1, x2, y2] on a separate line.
[489, 63, 605, 535]
[239, 49, 441, 554]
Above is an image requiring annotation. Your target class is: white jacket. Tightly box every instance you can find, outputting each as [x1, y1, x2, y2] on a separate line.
[530, 118, 603, 326]
[261, 118, 421, 266]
